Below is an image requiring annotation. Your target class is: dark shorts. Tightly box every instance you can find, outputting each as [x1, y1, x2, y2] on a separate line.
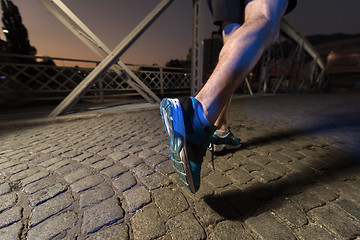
[208, 0, 297, 26]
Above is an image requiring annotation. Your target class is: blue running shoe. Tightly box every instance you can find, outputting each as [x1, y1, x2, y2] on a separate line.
[160, 97, 216, 193]
[211, 129, 241, 152]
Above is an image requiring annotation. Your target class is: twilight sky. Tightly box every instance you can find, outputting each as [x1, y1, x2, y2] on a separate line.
[1, 0, 360, 66]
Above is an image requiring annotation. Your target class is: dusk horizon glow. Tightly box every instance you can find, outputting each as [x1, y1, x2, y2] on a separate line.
[1, 0, 360, 66]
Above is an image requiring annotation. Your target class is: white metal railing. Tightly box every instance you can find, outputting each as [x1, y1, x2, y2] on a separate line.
[0, 54, 191, 103]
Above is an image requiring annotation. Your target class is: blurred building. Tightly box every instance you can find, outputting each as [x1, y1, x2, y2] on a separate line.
[309, 34, 360, 93]
[203, 32, 222, 81]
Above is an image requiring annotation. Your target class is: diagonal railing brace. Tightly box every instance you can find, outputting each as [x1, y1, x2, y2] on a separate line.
[39, 0, 173, 117]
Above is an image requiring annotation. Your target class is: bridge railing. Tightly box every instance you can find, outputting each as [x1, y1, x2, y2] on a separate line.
[0, 54, 191, 104]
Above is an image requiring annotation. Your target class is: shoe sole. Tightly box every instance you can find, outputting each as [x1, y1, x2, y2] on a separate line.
[160, 98, 196, 193]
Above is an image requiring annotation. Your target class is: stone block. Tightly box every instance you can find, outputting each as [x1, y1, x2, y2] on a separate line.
[86, 223, 129, 240]
[27, 211, 77, 240]
[123, 186, 151, 213]
[112, 171, 137, 193]
[0, 206, 22, 228]
[167, 210, 206, 240]
[28, 183, 67, 207]
[100, 164, 128, 178]
[80, 184, 115, 208]
[245, 211, 296, 240]
[82, 198, 124, 234]
[132, 204, 166, 240]
[70, 175, 104, 193]
[30, 192, 74, 227]
[153, 187, 188, 218]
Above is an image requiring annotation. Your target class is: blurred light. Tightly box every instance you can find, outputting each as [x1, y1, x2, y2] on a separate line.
[2, 29, 9, 34]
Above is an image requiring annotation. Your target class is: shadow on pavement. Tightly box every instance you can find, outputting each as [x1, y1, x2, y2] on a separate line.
[205, 128, 359, 221]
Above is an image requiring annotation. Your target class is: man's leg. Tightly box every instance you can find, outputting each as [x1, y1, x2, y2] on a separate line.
[196, 0, 288, 124]
[214, 22, 241, 131]
[212, 22, 242, 151]
[160, 0, 289, 193]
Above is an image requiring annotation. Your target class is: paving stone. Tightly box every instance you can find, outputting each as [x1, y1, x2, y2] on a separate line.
[227, 168, 253, 184]
[1, 163, 28, 176]
[194, 200, 224, 226]
[47, 159, 71, 171]
[28, 183, 67, 207]
[0, 193, 17, 212]
[108, 151, 129, 161]
[153, 187, 189, 218]
[91, 159, 114, 171]
[268, 152, 293, 163]
[0, 182, 11, 195]
[113, 143, 132, 152]
[193, 181, 215, 199]
[265, 161, 291, 176]
[289, 191, 325, 211]
[132, 204, 166, 240]
[30, 192, 74, 227]
[267, 197, 308, 228]
[0, 160, 21, 170]
[250, 170, 281, 183]
[139, 168, 171, 187]
[204, 171, 232, 189]
[131, 163, 155, 178]
[282, 150, 305, 160]
[70, 174, 104, 193]
[296, 224, 335, 240]
[308, 184, 339, 202]
[123, 186, 151, 213]
[215, 188, 260, 217]
[86, 223, 129, 240]
[10, 168, 39, 182]
[286, 160, 316, 175]
[39, 157, 62, 168]
[245, 211, 296, 240]
[208, 220, 253, 240]
[212, 156, 235, 172]
[138, 149, 156, 159]
[242, 162, 263, 172]
[308, 205, 360, 239]
[21, 170, 50, 186]
[248, 155, 271, 166]
[112, 171, 137, 192]
[97, 148, 114, 157]
[82, 155, 105, 165]
[87, 145, 107, 154]
[125, 145, 144, 154]
[0, 222, 23, 240]
[120, 155, 144, 168]
[335, 199, 360, 221]
[56, 162, 83, 176]
[167, 210, 206, 240]
[151, 143, 168, 154]
[23, 175, 57, 194]
[100, 164, 128, 178]
[82, 198, 124, 234]
[27, 211, 77, 240]
[72, 152, 93, 162]
[61, 150, 81, 158]
[155, 160, 175, 175]
[80, 184, 115, 208]
[0, 206, 22, 228]
[142, 154, 167, 168]
[64, 168, 93, 184]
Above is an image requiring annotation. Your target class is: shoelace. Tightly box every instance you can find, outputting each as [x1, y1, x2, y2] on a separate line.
[209, 138, 215, 170]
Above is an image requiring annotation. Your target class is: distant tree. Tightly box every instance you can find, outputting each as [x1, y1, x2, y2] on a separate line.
[1, 0, 36, 63]
[166, 58, 191, 69]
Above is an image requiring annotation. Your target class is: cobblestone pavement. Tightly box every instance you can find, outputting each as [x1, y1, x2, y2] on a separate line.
[0, 94, 359, 240]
